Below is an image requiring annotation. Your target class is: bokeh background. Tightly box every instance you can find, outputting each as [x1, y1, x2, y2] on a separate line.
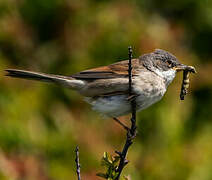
[0, 0, 212, 179]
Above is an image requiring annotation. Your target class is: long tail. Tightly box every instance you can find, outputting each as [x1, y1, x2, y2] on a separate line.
[5, 69, 84, 89]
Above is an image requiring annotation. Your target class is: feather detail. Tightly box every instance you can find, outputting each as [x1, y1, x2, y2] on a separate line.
[71, 59, 141, 80]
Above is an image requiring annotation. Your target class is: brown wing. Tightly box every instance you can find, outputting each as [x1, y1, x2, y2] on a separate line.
[71, 58, 141, 80]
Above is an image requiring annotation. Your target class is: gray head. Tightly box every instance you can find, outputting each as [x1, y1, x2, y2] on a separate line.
[140, 49, 190, 85]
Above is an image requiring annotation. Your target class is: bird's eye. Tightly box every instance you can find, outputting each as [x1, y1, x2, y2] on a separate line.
[166, 60, 176, 68]
[166, 61, 172, 67]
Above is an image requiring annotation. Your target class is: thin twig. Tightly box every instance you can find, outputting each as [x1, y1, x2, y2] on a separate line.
[113, 117, 129, 131]
[115, 46, 137, 180]
[75, 146, 81, 180]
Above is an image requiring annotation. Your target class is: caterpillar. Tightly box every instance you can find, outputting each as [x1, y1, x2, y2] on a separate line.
[180, 66, 196, 100]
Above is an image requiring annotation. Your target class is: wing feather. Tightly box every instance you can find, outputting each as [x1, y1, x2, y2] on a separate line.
[71, 59, 141, 80]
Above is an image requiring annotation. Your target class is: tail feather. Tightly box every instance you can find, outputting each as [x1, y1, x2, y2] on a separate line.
[5, 69, 84, 89]
[5, 69, 54, 82]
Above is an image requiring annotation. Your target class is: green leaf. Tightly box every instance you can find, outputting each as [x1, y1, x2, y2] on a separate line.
[96, 173, 108, 179]
[98, 152, 124, 180]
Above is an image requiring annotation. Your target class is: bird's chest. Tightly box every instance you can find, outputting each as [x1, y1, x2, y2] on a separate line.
[133, 73, 167, 110]
[86, 74, 166, 117]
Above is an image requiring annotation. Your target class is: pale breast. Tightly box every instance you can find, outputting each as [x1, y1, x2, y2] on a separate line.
[85, 72, 167, 117]
[133, 70, 167, 110]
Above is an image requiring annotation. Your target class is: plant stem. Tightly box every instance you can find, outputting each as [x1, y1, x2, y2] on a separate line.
[75, 146, 81, 180]
[115, 46, 137, 180]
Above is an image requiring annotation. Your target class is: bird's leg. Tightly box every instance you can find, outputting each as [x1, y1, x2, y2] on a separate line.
[113, 117, 130, 131]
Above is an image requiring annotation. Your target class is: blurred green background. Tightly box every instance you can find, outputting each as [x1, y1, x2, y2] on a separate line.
[0, 0, 212, 179]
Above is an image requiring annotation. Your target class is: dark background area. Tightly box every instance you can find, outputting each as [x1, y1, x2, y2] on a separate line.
[0, 0, 211, 179]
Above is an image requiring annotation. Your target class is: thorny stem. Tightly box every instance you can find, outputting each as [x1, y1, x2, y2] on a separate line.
[115, 46, 137, 180]
[75, 146, 81, 180]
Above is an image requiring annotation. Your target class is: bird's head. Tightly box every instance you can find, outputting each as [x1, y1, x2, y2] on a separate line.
[141, 49, 196, 86]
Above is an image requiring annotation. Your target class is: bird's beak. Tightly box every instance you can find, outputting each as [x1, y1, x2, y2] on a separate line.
[173, 64, 196, 73]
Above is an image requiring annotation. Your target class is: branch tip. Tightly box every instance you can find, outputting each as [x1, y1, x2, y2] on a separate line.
[75, 146, 81, 180]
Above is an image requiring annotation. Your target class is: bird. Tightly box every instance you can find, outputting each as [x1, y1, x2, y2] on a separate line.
[5, 49, 193, 117]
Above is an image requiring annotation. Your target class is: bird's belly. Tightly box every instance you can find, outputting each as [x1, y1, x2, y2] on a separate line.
[85, 91, 164, 117]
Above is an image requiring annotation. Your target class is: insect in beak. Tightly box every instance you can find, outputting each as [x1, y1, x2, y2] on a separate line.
[175, 64, 196, 100]
[173, 64, 196, 73]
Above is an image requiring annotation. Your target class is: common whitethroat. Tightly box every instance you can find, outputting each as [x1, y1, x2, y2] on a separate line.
[5, 49, 196, 117]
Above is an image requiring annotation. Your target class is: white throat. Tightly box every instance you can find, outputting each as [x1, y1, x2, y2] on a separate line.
[154, 69, 176, 86]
